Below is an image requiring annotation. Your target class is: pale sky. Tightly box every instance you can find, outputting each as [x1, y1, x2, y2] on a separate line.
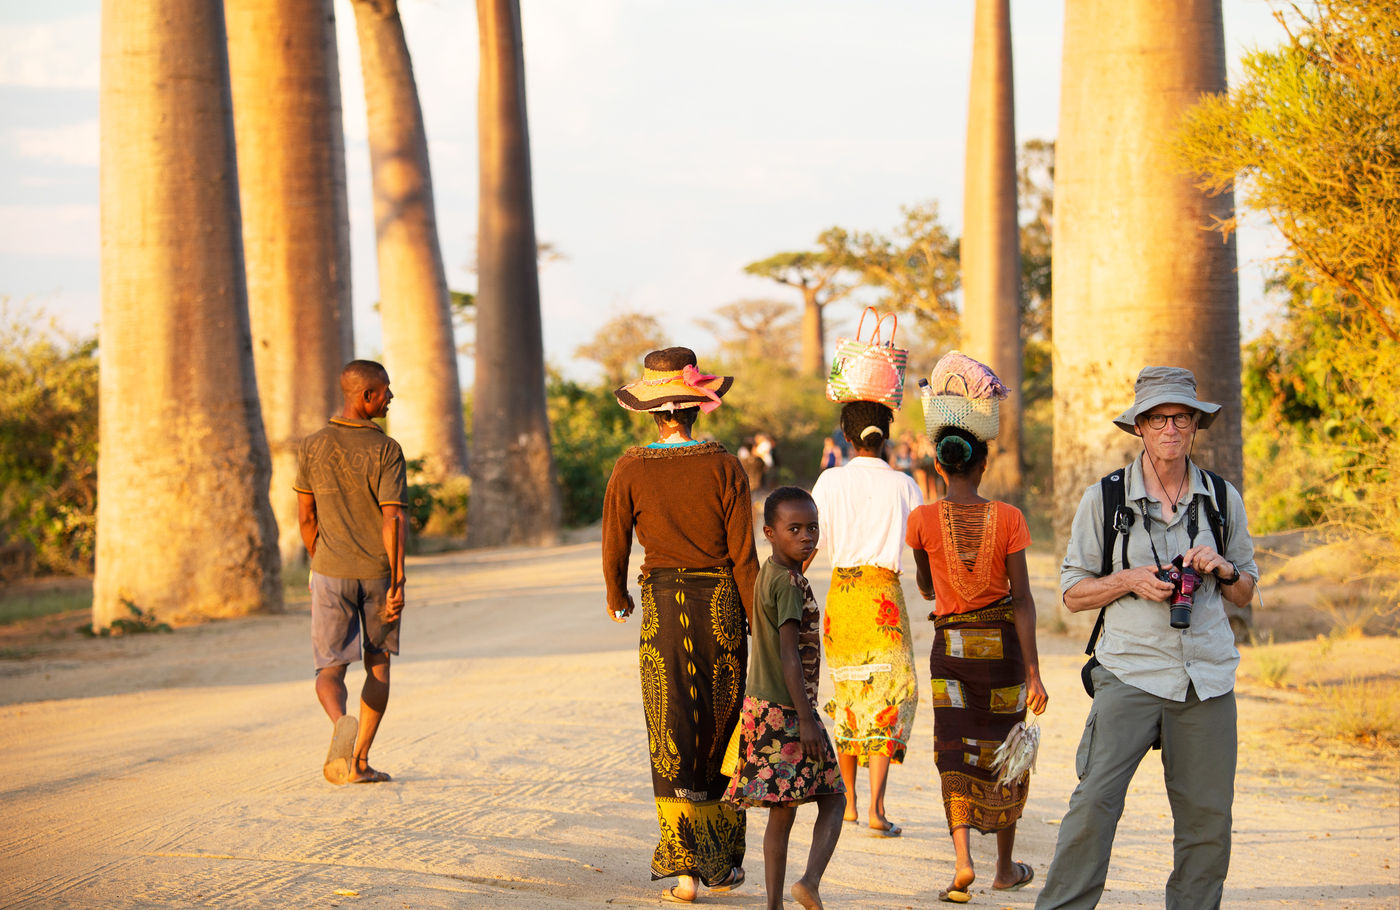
[0, 1, 1287, 382]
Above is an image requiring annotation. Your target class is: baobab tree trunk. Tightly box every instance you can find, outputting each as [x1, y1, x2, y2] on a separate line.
[800, 288, 825, 379]
[226, 0, 354, 568]
[961, 0, 1024, 503]
[350, 0, 468, 481]
[1052, 0, 1242, 542]
[97, 0, 282, 627]
[471, 0, 560, 547]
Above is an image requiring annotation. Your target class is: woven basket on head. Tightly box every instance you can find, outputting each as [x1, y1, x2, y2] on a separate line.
[921, 376, 1000, 441]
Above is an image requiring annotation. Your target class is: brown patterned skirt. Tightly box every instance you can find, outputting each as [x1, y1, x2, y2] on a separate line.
[929, 599, 1028, 833]
[638, 567, 747, 884]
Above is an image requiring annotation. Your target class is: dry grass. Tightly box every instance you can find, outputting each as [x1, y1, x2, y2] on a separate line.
[1251, 638, 1292, 688]
[1308, 677, 1400, 747]
[1240, 634, 1400, 753]
[1318, 591, 1382, 639]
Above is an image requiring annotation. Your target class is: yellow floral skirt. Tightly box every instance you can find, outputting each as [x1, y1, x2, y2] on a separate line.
[821, 565, 918, 765]
[639, 567, 746, 884]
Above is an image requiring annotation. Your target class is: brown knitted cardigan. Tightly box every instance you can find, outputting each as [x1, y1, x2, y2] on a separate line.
[601, 441, 759, 622]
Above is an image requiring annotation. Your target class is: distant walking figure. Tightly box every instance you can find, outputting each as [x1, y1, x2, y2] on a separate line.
[294, 360, 407, 785]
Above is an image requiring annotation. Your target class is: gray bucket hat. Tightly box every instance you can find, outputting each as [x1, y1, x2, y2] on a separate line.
[1113, 366, 1221, 434]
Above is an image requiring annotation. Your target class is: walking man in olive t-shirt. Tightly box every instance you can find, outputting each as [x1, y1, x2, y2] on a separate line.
[294, 360, 407, 785]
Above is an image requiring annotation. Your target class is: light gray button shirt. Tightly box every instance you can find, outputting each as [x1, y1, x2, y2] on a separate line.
[1061, 455, 1258, 702]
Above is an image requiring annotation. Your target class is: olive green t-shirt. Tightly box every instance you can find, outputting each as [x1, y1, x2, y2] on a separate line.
[293, 417, 407, 579]
[746, 557, 821, 709]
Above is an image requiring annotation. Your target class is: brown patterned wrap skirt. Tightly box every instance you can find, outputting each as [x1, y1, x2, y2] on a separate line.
[929, 599, 1028, 833]
[638, 567, 747, 884]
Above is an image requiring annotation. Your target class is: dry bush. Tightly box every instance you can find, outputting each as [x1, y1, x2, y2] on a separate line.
[1249, 635, 1292, 688]
[1309, 677, 1400, 747]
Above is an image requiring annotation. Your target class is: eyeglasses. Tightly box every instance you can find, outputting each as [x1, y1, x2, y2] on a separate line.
[1142, 413, 1196, 430]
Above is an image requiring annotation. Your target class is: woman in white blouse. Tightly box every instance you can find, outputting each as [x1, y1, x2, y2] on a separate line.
[809, 400, 924, 837]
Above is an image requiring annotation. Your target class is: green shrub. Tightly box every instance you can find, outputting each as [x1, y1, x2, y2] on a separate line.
[78, 599, 171, 637]
[0, 304, 98, 576]
[548, 374, 644, 527]
[422, 474, 470, 538]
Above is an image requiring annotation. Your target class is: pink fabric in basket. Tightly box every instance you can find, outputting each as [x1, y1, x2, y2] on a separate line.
[929, 351, 1009, 400]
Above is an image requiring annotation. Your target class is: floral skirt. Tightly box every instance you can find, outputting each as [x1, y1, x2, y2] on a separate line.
[639, 567, 747, 884]
[821, 565, 918, 766]
[931, 601, 1028, 833]
[724, 696, 845, 808]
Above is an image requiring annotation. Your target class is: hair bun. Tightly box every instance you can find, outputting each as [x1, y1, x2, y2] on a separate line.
[936, 435, 973, 467]
[859, 425, 885, 443]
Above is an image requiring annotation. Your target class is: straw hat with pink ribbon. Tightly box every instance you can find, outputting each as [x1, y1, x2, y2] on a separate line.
[613, 346, 733, 414]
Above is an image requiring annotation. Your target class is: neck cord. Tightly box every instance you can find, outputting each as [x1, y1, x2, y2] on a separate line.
[1137, 480, 1203, 574]
[1137, 500, 1166, 573]
[1145, 450, 1189, 514]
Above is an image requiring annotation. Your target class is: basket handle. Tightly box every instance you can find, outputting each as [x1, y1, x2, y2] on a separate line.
[870, 311, 898, 346]
[939, 373, 970, 396]
[853, 306, 878, 343]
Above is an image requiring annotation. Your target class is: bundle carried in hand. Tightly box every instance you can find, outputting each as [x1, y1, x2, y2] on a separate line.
[827, 306, 908, 408]
[990, 716, 1040, 786]
[920, 350, 1007, 441]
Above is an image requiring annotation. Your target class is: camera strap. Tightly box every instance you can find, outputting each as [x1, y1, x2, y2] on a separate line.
[1087, 466, 1210, 657]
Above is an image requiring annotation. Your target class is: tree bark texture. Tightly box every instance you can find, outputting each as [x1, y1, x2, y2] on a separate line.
[97, 0, 282, 627]
[961, 0, 1024, 503]
[226, 0, 354, 568]
[471, 0, 561, 547]
[1053, 0, 1242, 542]
[350, 0, 469, 480]
[800, 288, 825, 379]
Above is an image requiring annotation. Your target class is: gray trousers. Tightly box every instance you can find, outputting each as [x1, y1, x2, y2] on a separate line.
[1035, 665, 1236, 910]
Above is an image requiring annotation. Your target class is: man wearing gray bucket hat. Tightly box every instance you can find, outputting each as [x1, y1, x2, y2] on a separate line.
[1036, 366, 1258, 910]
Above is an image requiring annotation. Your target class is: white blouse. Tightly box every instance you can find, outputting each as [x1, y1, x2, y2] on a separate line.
[810, 456, 924, 573]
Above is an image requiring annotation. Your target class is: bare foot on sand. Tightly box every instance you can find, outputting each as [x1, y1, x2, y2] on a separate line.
[791, 878, 822, 909]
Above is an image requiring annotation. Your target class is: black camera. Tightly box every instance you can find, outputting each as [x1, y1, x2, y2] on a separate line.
[1158, 555, 1202, 629]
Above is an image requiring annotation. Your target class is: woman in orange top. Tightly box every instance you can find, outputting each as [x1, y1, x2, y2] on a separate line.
[906, 426, 1049, 903]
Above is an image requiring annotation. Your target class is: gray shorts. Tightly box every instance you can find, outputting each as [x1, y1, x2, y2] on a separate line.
[310, 572, 399, 670]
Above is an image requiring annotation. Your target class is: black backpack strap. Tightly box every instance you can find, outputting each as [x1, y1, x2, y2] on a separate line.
[1086, 468, 1129, 656]
[1200, 468, 1229, 555]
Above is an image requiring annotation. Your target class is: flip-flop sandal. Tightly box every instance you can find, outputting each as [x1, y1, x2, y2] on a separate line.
[661, 886, 696, 903]
[868, 821, 902, 838]
[993, 861, 1035, 891]
[709, 867, 745, 892]
[938, 887, 972, 903]
[351, 768, 392, 783]
[323, 715, 358, 785]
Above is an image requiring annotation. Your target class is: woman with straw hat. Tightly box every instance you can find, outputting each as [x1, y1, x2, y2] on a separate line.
[603, 346, 759, 903]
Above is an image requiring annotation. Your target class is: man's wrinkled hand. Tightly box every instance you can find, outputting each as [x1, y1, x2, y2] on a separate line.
[1183, 544, 1232, 580]
[1123, 565, 1174, 602]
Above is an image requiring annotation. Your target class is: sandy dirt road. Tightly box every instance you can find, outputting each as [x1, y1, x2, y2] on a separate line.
[1, 541, 1396, 908]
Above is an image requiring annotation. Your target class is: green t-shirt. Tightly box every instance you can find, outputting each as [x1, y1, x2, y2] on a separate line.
[293, 418, 407, 579]
[747, 557, 821, 709]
